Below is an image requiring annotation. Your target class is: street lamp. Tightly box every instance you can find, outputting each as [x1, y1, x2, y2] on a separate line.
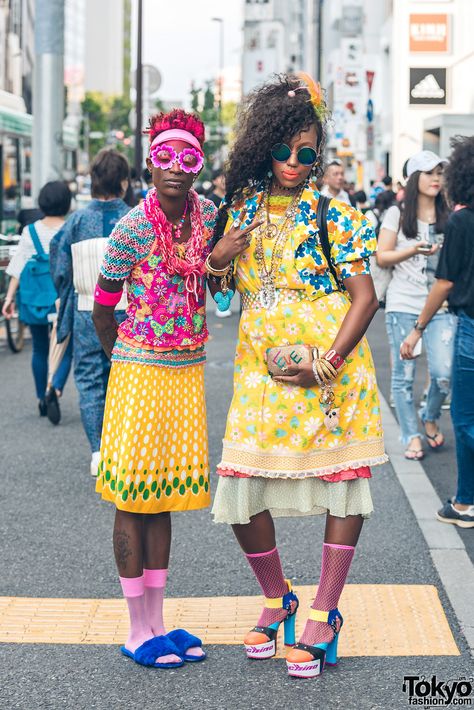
[212, 17, 224, 163]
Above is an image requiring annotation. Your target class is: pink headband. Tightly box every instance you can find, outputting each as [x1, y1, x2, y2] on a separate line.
[149, 129, 203, 154]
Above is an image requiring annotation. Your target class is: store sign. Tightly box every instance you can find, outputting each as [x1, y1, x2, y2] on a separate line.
[409, 67, 447, 105]
[409, 14, 449, 52]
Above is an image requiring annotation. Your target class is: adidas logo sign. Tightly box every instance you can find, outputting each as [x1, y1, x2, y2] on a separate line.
[411, 73, 445, 99]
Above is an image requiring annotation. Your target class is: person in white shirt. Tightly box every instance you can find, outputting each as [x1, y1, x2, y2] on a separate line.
[2, 181, 72, 416]
[376, 150, 455, 461]
[320, 161, 351, 204]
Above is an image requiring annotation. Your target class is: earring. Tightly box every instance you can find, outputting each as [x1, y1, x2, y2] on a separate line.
[267, 170, 272, 178]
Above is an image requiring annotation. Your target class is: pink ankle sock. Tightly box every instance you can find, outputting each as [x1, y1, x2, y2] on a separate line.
[119, 575, 152, 651]
[119, 574, 180, 663]
[300, 543, 355, 646]
[143, 568, 167, 637]
[245, 547, 288, 627]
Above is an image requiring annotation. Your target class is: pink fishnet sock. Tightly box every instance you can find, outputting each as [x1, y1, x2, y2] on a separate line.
[245, 547, 288, 627]
[300, 543, 355, 646]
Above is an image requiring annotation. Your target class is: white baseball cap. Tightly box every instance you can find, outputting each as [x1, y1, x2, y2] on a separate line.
[406, 150, 448, 178]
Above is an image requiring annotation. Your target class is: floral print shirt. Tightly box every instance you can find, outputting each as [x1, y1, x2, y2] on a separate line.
[228, 178, 376, 300]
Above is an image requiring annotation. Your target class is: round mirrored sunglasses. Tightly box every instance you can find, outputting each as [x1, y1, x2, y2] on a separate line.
[271, 143, 317, 166]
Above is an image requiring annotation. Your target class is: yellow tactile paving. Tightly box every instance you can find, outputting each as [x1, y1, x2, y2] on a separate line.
[0, 585, 459, 657]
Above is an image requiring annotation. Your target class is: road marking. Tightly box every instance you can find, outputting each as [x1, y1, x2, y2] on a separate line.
[0, 584, 459, 656]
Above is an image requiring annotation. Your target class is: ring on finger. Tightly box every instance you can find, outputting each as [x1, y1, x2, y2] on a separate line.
[232, 219, 240, 230]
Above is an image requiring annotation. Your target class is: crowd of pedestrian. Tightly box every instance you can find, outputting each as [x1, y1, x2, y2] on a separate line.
[1, 71, 472, 680]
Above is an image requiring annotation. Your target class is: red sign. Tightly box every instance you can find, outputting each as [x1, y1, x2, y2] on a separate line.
[366, 71, 375, 94]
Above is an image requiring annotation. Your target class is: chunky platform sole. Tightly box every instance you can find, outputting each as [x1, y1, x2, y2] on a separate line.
[244, 639, 276, 659]
[287, 658, 324, 678]
[287, 630, 340, 678]
[245, 609, 297, 660]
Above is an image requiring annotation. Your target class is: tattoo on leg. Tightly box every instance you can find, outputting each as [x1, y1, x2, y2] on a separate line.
[113, 529, 132, 570]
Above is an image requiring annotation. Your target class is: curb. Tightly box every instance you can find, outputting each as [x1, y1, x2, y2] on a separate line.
[380, 392, 474, 654]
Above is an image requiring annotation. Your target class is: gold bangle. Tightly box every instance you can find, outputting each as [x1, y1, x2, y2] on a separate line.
[319, 359, 338, 379]
[315, 359, 333, 385]
[205, 254, 231, 277]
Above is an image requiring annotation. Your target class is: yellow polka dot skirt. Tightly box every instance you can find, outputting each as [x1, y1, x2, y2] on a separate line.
[96, 361, 210, 513]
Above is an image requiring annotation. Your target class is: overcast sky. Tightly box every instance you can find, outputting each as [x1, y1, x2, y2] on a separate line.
[135, 0, 244, 105]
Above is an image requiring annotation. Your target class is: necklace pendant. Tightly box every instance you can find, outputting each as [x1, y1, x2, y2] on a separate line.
[266, 223, 278, 240]
[259, 284, 279, 310]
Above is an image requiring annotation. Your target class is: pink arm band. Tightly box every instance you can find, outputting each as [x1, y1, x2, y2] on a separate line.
[94, 283, 123, 307]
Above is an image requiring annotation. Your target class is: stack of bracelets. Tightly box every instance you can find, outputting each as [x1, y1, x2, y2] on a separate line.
[205, 254, 234, 312]
[311, 348, 345, 387]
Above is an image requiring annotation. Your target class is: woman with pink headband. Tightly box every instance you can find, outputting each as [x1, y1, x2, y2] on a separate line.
[91, 109, 219, 668]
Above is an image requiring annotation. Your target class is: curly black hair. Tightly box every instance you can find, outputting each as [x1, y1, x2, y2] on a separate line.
[215, 74, 328, 236]
[444, 135, 474, 209]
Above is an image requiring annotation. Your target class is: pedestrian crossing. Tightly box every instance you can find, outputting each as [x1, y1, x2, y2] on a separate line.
[0, 584, 459, 657]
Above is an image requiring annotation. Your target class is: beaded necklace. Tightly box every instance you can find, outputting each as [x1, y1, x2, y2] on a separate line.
[143, 188, 206, 307]
[254, 185, 303, 309]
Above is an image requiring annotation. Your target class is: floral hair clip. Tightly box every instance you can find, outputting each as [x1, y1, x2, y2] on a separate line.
[287, 71, 329, 122]
[150, 143, 204, 174]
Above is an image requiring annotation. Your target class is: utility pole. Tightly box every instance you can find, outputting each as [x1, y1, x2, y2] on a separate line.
[32, 0, 65, 200]
[134, 0, 143, 177]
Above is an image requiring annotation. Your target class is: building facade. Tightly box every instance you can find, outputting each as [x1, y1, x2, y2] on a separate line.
[84, 0, 124, 96]
[319, 0, 474, 184]
[242, 0, 311, 95]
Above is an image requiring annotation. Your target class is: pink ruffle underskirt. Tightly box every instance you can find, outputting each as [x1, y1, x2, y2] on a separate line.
[217, 466, 372, 483]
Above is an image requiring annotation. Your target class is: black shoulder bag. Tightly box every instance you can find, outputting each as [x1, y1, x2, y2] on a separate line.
[316, 195, 343, 290]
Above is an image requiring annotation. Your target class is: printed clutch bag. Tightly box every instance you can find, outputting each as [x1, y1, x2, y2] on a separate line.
[265, 345, 315, 376]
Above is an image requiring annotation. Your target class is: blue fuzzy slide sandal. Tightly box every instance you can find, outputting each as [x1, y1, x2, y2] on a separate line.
[166, 629, 207, 662]
[121, 635, 184, 668]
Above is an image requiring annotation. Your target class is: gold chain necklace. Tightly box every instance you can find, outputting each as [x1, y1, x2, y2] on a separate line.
[255, 187, 303, 309]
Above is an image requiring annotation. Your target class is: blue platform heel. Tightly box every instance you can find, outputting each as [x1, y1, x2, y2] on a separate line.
[286, 608, 343, 678]
[244, 579, 299, 660]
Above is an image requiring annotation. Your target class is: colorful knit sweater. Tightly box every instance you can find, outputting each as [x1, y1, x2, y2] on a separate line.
[100, 194, 217, 366]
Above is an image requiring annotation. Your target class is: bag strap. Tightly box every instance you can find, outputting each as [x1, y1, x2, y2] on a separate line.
[316, 195, 341, 288]
[28, 223, 46, 257]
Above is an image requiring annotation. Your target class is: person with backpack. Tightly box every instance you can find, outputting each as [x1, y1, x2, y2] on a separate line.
[54, 149, 131, 476]
[2, 181, 72, 415]
[376, 151, 454, 461]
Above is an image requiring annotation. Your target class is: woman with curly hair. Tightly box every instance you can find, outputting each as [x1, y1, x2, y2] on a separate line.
[207, 74, 387, 678]
[401, 135, 474, 528]
[92, 109, 219, 667]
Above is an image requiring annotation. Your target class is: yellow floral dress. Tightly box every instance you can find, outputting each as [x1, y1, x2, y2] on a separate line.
[212, 181, 387, 524]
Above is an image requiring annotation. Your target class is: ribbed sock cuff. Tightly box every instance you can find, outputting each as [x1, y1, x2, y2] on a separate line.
[119, 574, 144, 598]
[143, 568, 168, 588]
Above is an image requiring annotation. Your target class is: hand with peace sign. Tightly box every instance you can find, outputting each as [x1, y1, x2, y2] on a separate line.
[208, 218, 263, 271]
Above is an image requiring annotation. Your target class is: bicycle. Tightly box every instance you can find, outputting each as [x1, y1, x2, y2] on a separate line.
[0, 235, 26, 353]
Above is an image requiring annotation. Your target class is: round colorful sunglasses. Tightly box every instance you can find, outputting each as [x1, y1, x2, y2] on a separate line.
[271, 143, 318, 166]
[150, 143, 204, 174]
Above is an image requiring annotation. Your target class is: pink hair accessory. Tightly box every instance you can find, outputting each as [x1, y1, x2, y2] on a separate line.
[94, 284, 123, 307]
[149, 128, 203, 154]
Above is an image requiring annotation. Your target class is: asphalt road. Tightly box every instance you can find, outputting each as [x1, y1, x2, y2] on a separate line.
[0, 312, 472, 710]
